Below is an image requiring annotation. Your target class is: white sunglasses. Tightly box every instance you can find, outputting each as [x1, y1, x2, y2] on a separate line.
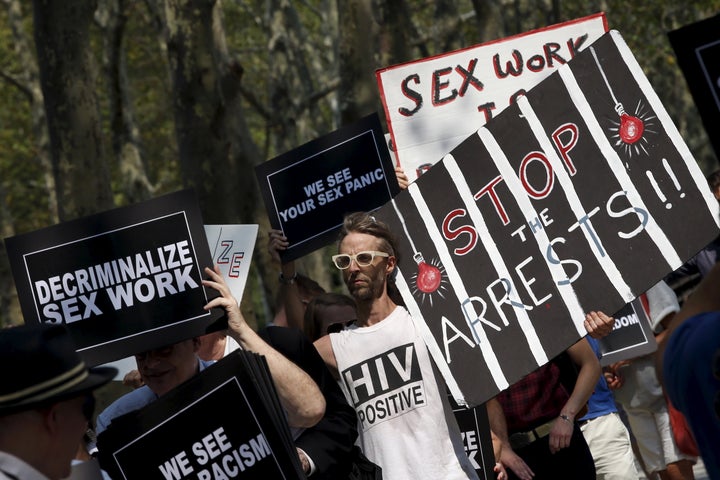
[332, 251, 389, 269]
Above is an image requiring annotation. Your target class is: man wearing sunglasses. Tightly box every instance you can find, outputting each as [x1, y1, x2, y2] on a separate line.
[314, 212, 482, 480]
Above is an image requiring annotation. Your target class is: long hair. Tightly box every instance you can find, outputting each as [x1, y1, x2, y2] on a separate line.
[337, 212, 405, 306]
[303, 292, 357, 341]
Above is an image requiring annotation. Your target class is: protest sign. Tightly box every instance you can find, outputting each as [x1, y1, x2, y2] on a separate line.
[668, 14, 720, 160]
[204, 224, 258, 303]
[97, 350, 304, 479]
[377, 13, 608, 179]
[449, 396, 496, 479]
[598, 298, 657, 366]
[255, 113, 400, 262]
[372, 30, 720, 407]
[4, 189, 223, 367]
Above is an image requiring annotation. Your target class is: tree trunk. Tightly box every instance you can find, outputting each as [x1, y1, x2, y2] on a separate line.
[99, 0, 155, 204]
[157, 0, 260, 225]
[32, 0, 114, 221]
[337, 0, 379, 125]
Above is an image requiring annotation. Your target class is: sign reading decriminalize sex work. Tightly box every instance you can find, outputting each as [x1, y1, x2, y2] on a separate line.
[4, 189, 224, 367]
[255, 113, 400, 262]
[373, 30, 720, 407]
[377, 12, 607, 179]
[97, 351, 304, 479]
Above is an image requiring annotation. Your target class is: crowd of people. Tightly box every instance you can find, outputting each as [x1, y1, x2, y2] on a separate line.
[1, 168, 719, 480]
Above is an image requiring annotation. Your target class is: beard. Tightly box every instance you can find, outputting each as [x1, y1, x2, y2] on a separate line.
[346, 273, 383, 302]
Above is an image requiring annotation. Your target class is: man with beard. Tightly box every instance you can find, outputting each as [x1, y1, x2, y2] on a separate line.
[313, 212, 487, 480]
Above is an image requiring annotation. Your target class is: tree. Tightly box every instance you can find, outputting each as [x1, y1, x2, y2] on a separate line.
[32, 0, 114, 221]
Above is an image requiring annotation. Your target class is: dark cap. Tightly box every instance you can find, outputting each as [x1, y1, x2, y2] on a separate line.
[0, 323, 117, 414]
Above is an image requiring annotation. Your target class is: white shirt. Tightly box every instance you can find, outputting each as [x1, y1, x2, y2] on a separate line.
[0, 451, 50, 480]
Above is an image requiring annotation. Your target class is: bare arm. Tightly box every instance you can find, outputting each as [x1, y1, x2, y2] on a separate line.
[313, 335, 339, 381]
[486, 397, 534, 480]
[203, 266, 325, 428]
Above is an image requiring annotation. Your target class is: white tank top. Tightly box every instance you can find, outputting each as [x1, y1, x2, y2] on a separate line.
[330, 306, 477, 480]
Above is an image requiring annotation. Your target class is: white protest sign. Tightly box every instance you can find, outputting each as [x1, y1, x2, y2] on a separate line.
[204, 224, 258, 304]
[377, 13, 607, 179]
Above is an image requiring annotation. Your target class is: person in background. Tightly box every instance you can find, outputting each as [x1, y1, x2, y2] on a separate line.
[579, 337, 639, 479]
[605, 281, 696, 480]
[488, 337, 601, 480]
[659, 262, 720, 480]
[303, 292, 358, 341]
[0, 324, 116, 480]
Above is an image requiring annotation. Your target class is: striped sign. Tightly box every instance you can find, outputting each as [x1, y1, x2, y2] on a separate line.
[373, 30, 720, 407]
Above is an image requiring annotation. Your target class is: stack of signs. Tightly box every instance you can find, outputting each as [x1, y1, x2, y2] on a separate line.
[668, 14, 720, 160]
[255, 113, 400, 262]
[372, 30, 720, 407]
[377, 13, 608, 179]
[4, 189, 225, 367]
[97, 350, 305, 479]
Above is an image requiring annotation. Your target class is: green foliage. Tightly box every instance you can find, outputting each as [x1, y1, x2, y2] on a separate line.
[1, 0, 719, 327]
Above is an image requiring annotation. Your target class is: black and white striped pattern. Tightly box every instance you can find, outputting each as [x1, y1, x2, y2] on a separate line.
[375, 31, 720, 407]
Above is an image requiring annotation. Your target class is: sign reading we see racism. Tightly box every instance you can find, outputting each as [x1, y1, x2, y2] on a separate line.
[97, 351, 304, 479]
[376, 12, 607, 179]
[4, 189, 223, 367]
[373, 31, 720, 407]
[255, 113, 400, 262]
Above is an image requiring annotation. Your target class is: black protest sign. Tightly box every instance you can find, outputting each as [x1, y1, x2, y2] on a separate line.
[255, 113, 400, 262]
[598, 298, 656, 366]
[97, 351, 304, 480]
[668, 14, 720, 160]
[4, 189, 223, 366]
[448, 395, 496, 479]
[372, 30, 720, 407]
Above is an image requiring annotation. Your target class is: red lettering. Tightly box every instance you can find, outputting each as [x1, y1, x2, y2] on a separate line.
[455, 59, 483, 96]
[432, 67, 457, 106]
[552, 123, 578, 176]
[473, 176, 510, 225]
[543, 42, 567, 67]
[399, 74, 423, 117]
[519, 152, 553, 199]
[493, 50, 523, 79]
[442, 209, 477, 256]
[477, 102, 496, 122]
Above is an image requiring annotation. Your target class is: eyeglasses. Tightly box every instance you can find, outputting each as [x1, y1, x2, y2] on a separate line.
[332, 251, 389, 269]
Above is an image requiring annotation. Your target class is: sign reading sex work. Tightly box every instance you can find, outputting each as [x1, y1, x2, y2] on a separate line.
[255, 113, 400, 262]
[373, 31, 720, 407]
[5, 189, 223, 366]
[377, 13, 607, 179]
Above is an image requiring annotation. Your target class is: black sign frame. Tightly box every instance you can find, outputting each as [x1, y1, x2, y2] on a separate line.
[255, 113, 400, 262]
[4, 189, 224, 366]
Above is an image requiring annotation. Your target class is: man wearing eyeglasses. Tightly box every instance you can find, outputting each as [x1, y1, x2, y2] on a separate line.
[314, 212, 483, 480]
